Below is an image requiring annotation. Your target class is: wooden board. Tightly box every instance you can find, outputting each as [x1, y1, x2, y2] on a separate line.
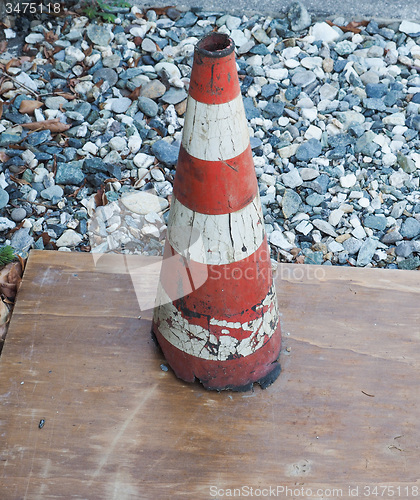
[0, 250, 420, 499]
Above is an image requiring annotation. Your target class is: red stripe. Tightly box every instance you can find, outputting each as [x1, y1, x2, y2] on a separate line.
[173, 145, 257, 215]
[188, 50, 240, 104]
[154, 324, 281, 389]
[160, 238, 274, 323]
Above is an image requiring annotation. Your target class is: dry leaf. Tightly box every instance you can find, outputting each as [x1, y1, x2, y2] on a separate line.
[326, 19, 368, 34]
[128, 86, 142, 100]
[0, 299, 10, 326]
[0, 101, 3, 120]
[0, 261, 23, 300]
[21, 119, 71, 133]
[0, 41, 7, 54]
[0, 151, 9, 163]
[19, 99, 43, 114]
[44, 31, 58, 43]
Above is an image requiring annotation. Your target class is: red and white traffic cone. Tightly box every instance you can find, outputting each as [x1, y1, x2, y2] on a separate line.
[152, 32, 281, 391]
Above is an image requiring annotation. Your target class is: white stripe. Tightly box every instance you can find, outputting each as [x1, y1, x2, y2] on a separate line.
[182, 94, 250, 161]
[167, 195, 265, 266]
[154, 284, 279, 361]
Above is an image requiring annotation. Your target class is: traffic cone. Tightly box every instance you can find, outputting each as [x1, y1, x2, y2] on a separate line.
[152, 32, 282, 391]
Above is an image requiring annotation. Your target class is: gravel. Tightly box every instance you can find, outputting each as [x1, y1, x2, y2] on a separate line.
[0, 3, 419, 270]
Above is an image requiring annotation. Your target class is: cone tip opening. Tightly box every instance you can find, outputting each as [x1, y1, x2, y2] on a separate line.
[196, 33, 235, 59]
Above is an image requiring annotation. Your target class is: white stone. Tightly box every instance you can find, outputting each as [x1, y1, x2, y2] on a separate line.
[352, 225, 366, 239]
[230, 29, 249, 48]
[121, 191, 169, 215]
[382, 153, 397, 167]
[383, 113, 405, 126]
[278, 144, 299, 159]
[269, 230, 294, 251]
[65, 46, 85, 62]
[282, 169, 303, 188]
[56, 229, 83, 248]
[399, 20, 420, 35]
[329, 209, 344, 227]
[328, 240, 344, 253]
[312, 219, 338, 237]
[109, 136, 127, 151]
[284, 59, 300, 69]
[4, 29, 16, 39]
[0, 218, 16, 231]
[15, 72, 38, 92]
[82, 142, 99, 155]
[301, 108, 318, 121]
[295, 220, 313, 235]
[319, 83, 338, 101]
[304, 125, 322, 141]
[155, 62, 181, 80]
[265, 67, 288, 80]
[340, 173, 357, 188]
[128, 135, 142, 154]
[25, 33, 44, 44]
[358, 197, 370, 208]
[301, 56, 323, 69]
[74, 81, 93, 95]
[389, 170, 409, 188]
[299, 167, 319, 180]
[310, 22, 341, 42]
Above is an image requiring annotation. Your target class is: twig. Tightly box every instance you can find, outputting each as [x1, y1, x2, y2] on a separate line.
[218, 157, 238, 172]
[0, 69, 39, 97]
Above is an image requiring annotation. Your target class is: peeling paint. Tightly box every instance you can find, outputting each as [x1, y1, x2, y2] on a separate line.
[182, 94, 249, 162]
[168, 194, 265, 265]
[154, 283, 279, 361]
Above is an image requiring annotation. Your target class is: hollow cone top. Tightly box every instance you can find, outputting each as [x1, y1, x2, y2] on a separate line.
[189, 33, 239, 105]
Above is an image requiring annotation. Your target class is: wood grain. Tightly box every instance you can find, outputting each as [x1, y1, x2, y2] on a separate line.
[0, 250, 419, 499]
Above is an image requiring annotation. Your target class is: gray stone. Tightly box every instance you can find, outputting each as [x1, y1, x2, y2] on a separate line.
[10, 228, 34, 256]
[395, 241, 413, 258]
[306, 193, 325, 206]
[398, 256, 420, 270]
[363, 215, 387, 231]
[161, 88, 188, 105]
[26, 130, 52, 146]
[363, 98, 386, 111]
[287, 1, 311, 32]
[343, 237, 363, 255]
[56, 162, 85, 185]
[381, 230, 403, 244]
[41, 185, 64, 201]
[312, 219, 338, 237]
[282, 169, 303, 188]
[102, 54, 121, 69]
[45, 96, 68, 110]
[107, 97, 132, 114]
[151, 140, 179, 167]
[139, 80, 167, 100]
[400, 218, 420, 239]
[93, 68, 118, 87]
[263, 101, 285, 118]
[138, 97, 159, 117]
[291, 70, 316, 87]
[295, 138, 322, 161]
[355, 131, 380, 156]
[11, 207, 27, 223]
[0, 189, 9, 209]
[356, 237, 378, 266]
[87, 24, 113, 46]
[282, 189, 302, 218]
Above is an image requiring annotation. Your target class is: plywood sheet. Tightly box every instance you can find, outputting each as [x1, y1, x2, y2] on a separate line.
[0, 250, 419, 499]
